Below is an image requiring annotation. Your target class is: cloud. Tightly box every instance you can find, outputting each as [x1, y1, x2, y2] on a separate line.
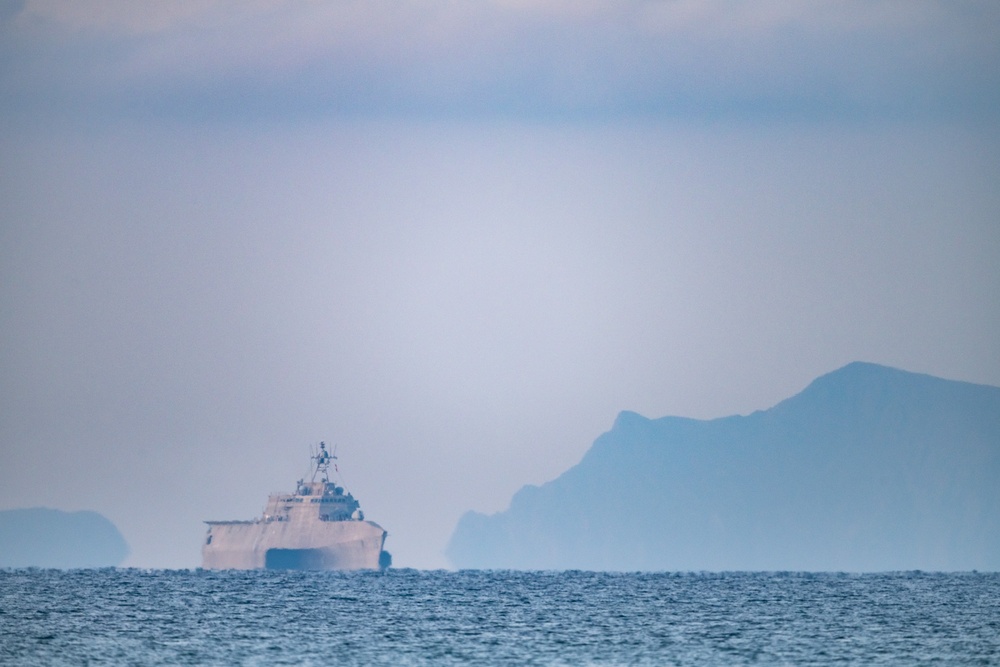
[2, 0, 999, 123]
[0, 0, 1000, 124]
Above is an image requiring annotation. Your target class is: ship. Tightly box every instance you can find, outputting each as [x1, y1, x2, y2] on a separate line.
[202, 443, 391, 570]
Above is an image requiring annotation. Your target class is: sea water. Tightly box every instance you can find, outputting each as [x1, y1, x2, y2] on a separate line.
[1, 569, 998, 665]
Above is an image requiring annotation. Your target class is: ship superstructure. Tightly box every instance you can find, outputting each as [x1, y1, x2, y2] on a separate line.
[202, 443, 390, 570]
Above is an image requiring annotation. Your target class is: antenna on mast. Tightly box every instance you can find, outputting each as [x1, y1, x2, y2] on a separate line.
[311, 441, 336, 483]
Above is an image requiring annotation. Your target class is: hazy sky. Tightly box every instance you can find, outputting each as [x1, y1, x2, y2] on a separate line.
[2, 1, 999, 569]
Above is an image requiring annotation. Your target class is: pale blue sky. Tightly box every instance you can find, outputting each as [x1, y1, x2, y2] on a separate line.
[1, 1, 998, 568]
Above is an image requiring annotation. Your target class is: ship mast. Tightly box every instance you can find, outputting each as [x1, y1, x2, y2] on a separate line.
[311, 441, 336, 483]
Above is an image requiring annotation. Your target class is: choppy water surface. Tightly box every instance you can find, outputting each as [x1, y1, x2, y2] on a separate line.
[1, 569, 998, 665]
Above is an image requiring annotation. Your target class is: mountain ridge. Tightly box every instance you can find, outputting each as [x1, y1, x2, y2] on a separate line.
[447, 362, 1000, 571]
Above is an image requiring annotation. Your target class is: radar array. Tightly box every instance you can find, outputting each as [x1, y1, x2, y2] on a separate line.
[311, 441, 337, 482]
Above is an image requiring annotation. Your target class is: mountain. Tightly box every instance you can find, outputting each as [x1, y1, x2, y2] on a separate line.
[447, 363, 1000, 571]
[0, 508, 129, 568]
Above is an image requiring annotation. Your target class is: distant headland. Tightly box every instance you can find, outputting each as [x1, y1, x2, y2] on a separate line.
[0, 507, 129, 568]
[447, 362, 1000, 571]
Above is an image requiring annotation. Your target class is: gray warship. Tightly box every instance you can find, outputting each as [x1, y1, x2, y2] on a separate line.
[202, 443, 390, 570]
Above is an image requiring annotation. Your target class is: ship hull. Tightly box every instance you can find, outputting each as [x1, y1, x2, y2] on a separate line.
[202, 519, 387, 571]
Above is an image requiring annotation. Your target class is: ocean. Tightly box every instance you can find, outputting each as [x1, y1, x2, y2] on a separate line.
[1, 569, 998, 665]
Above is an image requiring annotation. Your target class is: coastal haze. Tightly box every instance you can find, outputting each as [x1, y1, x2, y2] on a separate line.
[2, 2, 999, 570]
